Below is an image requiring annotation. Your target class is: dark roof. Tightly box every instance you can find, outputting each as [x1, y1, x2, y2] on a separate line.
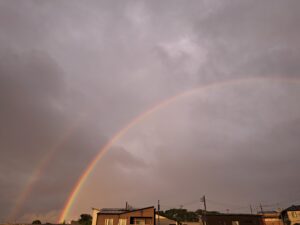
[281, 205, 300, 213]
[258, 211, 278, 214]
[98, 206, 155, 215]
[99, 208, 130, 214]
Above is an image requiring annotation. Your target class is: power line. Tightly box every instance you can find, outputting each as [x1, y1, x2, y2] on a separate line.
[181, 199, 203, 207]
[156, 196, 300, 213]
[206, 199, 247, 209]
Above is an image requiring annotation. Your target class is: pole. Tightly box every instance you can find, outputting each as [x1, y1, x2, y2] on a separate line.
[260, 203, 264, 215]
[250, 205, 253, 215]
[202, 196, 207, 225]
[203, 196, 207, 212]
[158, 200, 160, 225]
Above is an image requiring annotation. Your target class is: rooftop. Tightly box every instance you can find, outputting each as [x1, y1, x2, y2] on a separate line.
[282, 205, 300, 213]
[98, 208, 130, 214]
[98, 206, 154, 215]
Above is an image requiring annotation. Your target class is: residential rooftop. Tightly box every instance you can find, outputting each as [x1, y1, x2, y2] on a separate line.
[281, 205, 300, 213]
[98, 206, 154, 215]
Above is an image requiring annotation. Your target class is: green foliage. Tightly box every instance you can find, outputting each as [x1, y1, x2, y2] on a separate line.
[32, 220, 42, 224]
[195, 209, 221, 215]
[160, 208, 199, 222]
[78, 214, 92, 225]
[160, 208, 221, 222]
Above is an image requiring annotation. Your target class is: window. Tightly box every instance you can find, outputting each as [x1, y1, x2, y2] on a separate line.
[130, 217, 151, 225]
[105, 219, 114, 225]
[119, 219, 127, 225]
[145, 218, 152, 224]
[292, 212, 297, 218]
[134, 219, 145, 225]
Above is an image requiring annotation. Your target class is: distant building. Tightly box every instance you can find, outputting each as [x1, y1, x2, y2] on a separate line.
[260, 211, 283, 225]
[280, 205, 300, 225]
[204, 214, 264, 225]
[93, 206, 155, 225]
[155, 215, 178, 225]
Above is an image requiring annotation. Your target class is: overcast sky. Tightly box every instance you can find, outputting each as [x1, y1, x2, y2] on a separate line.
[1, 0, 300, 223]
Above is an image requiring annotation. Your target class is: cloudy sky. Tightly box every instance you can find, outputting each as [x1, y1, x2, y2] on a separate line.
[1, 0, 300, 223]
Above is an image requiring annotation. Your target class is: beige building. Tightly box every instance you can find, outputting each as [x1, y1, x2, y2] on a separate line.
[92, 208, 101, 225]
[93, 206, 155, 225]
[261, 211, 283, 225]
[156, 215, 178, 225]
[280, 205, 300, 225]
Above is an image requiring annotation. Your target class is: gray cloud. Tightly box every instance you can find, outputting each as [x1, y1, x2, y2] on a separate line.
[0, 0, 300, 223]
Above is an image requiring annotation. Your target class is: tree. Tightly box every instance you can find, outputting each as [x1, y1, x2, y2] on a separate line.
[32, 220, 42, 224]
[195, 209, 221, 215]
[161, 208, 199, 222]
[78, 214, 92, 225]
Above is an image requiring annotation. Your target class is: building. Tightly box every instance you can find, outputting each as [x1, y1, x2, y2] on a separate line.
[280, 205, 300, 225]
[155, 215, 178, 225]
[93, 206, 155, 225]
[204, 214, 264, 225]
[92, 208, 101, 225]
[260, 211, 283, 225]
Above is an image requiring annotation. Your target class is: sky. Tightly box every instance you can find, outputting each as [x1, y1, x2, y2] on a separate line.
[1, 0, 300, 223]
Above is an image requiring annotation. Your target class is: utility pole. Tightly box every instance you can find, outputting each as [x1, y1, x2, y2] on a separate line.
[203, 195, 207, 212]
[202, 195, 207, 225]
[158, 200, 160, 225]
[250, 205, 253, 215]
[260, 203, 264, 215]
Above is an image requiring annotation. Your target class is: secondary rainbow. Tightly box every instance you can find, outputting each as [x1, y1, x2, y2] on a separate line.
[59, 76, 300, 222]
[8, 119, 83, 222]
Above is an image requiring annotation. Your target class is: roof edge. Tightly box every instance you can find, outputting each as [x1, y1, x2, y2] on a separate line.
[120, 206, 155, 215]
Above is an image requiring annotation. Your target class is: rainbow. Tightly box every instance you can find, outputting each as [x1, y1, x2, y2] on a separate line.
[7, 119, 83, 222]
[57, 76, 300, 222]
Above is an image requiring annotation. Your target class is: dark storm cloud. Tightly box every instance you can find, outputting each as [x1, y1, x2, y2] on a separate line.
[0, 49, 65, 172]
[0, 0, 300, 223]
[0, 47, 106, 221]
[194, 0, 300, 79]
[0, 48, 66, 219]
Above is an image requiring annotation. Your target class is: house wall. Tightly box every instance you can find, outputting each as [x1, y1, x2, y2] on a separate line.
[96, 208, 155, 225]
[287, 211, 300, 225]
[92, 208, 100, 225]
[263, 218, 283, 225]
[156, 215, 178, 225]
[261, 212, 283, 225]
